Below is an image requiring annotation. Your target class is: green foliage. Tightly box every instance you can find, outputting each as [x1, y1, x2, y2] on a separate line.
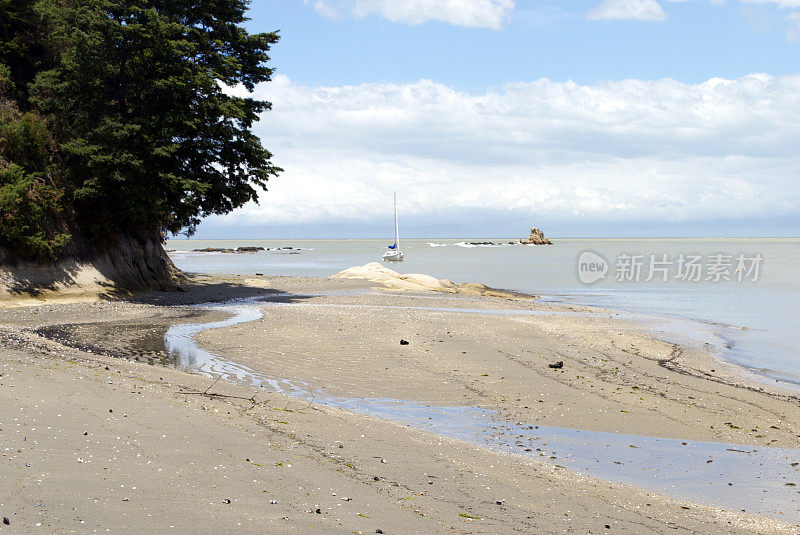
[0, 75, 70, 260]
[0, 164, 70, 260]
[0, 0, 279, 259]
[0, 0, 49, 106]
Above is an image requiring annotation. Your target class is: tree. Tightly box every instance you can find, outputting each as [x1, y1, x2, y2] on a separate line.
[0, 0, 280, 260]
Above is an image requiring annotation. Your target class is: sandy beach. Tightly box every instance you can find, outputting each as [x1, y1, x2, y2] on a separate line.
[1, 272, 799, 533]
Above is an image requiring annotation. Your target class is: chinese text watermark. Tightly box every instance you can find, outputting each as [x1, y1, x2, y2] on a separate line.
[578, 251, 763, 284]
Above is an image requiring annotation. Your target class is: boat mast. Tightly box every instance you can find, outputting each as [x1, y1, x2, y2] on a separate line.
[394, 191, 400, 251]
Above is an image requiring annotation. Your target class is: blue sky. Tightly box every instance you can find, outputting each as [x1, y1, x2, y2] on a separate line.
[245, 1, 798, 88]
[192, 0, 800, 238]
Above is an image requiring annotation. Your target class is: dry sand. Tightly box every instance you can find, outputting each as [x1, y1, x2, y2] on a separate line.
[1, 272, 798, 533]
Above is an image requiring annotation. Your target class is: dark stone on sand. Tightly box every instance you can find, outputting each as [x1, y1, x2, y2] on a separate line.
[223, 499, 231, 504]
[400, 339, 409, 345]
[3, 517, 9, 525]
[315, 508, 321, 514]
[548, 361, 564, 369]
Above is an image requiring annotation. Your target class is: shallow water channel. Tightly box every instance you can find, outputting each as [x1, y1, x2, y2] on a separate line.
[164, 296, 800, 523]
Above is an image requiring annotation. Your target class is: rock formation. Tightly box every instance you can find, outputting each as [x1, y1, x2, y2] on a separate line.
[191, 247, 265, 253]
[1, 235, 183, 304]
[514, 227, 552, 245]
[332, 262, 536, 299]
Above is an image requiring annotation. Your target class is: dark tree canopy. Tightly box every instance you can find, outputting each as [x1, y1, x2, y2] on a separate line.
[0, 0, 280, 260]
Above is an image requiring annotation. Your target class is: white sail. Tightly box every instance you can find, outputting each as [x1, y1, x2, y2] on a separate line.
[382, 191, 404, 261]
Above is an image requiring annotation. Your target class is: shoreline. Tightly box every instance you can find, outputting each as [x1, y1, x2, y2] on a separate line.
[155, 292, 800, 521]
[547, 290, 800, 395]
[164, 240, 800, 393]
[1, 272, 799, 532]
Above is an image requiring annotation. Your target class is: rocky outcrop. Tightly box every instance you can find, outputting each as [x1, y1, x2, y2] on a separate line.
[1, 235, 184, 305]
[514, 227, 552, 245]
[191, 246, 265, 253]
[332, 262, 535, 299]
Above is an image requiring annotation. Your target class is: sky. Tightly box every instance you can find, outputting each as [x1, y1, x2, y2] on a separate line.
[192, 0, 800, 239]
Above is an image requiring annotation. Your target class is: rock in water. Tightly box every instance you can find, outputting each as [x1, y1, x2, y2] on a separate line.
[517, 227, 552, 245]
[191, 247, 265, 253]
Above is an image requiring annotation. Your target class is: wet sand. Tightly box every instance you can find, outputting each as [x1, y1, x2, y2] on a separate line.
[1, 272, 798, 533]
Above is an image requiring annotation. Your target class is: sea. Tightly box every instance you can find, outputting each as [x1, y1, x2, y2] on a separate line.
[166, 238, 800, 390]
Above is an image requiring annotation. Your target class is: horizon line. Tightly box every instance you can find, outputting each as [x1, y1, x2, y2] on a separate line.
[166, 236, 800, 241]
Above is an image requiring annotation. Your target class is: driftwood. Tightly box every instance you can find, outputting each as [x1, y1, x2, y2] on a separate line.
[177, 373, 257, 402]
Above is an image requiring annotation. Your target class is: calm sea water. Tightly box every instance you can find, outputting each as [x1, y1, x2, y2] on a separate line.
[166, 238, 799, 388]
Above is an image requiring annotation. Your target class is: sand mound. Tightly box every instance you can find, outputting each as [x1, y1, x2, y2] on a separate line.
[331, 262, 533, 299]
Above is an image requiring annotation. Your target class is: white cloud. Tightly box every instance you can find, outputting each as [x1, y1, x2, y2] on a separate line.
[587, 0, 666, 21]
[787, 12, 800, 40]
[218, 73, 800, 228]
[741, 0, 800, 7]
[738, 0, 800, 42]
[309, 0, 515, 29]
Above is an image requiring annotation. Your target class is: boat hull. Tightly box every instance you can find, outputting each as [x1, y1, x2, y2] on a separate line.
[382, 251, 404, 261]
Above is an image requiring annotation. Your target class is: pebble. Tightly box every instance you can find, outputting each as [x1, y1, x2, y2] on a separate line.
[2, 517, 9, 525]
[223, 499, 231, 504]
[399, 339, 409, 345]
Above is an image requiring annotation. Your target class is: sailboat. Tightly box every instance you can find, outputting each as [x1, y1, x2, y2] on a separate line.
[382, 191, 404, 261]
